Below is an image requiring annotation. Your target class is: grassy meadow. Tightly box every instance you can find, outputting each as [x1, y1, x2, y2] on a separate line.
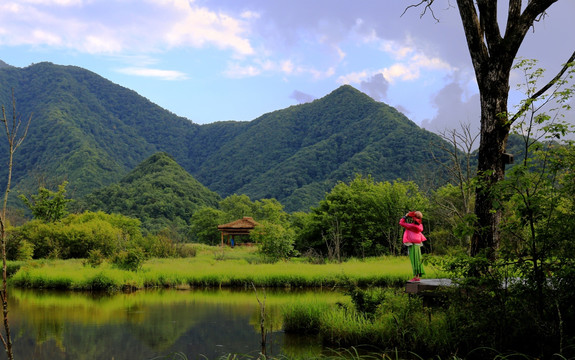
[8, 245, 443, 291]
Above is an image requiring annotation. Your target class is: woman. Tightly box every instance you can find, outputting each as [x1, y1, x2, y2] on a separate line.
[399, 211, 427, 282]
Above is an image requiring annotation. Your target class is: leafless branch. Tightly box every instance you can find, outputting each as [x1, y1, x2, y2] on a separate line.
[401, 0, 439, 22]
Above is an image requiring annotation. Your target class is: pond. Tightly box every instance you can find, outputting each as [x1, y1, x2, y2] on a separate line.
[7, 287, 347, 360]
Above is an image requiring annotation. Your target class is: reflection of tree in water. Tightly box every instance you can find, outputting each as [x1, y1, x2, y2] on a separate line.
[8, 288, 336, 359]
[31, 315, 66, 352]
[125, 302, 207, 351]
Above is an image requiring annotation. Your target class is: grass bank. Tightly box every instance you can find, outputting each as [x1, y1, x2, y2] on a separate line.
[8, 245, 443, 291]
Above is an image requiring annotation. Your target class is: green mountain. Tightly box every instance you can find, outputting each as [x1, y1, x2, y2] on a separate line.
[0, 61, 199, 198]
[0, 61, 452, 213]
[76, 152, 221, 232]
[190, 85, 451, 210]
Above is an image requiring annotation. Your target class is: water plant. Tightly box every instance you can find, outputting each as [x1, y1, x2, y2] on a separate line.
[8, 249, 430, 291]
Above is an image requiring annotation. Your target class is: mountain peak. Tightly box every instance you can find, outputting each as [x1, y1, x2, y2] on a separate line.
[326, 85, 376, 103]
[0, 60, 12, 69]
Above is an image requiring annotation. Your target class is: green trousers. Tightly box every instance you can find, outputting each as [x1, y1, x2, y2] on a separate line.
[408, 245, 425, 276]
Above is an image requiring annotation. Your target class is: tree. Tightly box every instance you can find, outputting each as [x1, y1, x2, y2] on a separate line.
[497, 58, 575, 319]
[0, 90, 31, 360]
[301, 175, 428, 259]
[251, 221, 296, 262]
[429, 124, 479, 253]
[20, 181, 72, 223]
[410, 0, 575, 257]
[190, 207, 225, 245]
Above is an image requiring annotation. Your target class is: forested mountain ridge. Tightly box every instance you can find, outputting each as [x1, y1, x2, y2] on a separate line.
[194, 85, 452, 211]
[0, 61, 200, 198]
[76, 152, 221, 233]
[0, 61, 452, 212]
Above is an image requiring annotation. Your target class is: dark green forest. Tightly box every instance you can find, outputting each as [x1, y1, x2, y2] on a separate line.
[0, 61, 453, 213]
[75, 152, 221, 234]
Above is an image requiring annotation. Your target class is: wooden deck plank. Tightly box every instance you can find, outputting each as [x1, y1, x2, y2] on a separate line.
[405, 278, 453, 295]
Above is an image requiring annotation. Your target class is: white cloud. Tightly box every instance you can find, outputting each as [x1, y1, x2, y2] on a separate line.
[224, 57, 334, 80]
[337, 70, 369, 84]
[31, 30, 62, 46]
[117, 67, 188, 80]
[165, 6, 254, 55]
[380, 39, 414, 60]
[0, 0, 255, 56]
[18, 0, 83, 5]
[338, 51, 454, 86]
[223, 63, 261, 78]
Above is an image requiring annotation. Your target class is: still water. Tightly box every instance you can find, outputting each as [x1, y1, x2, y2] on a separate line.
[8, 288, 345, 360]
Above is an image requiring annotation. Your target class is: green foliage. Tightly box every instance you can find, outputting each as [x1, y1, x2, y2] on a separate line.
[436, 98, 575, 358]
[251, 221, 296, 262]
[19, 181, 72, 222]
[282, 302, 331, 334]
[345, 286, 387, 318]
[283, 288, 451, 357]
[15, 240, 34, 261]
[296, 175, 428, 259]
[1, 62, 455, 213]
[191, 194, 292, 246]
[77, 152, 221, 236]
[427, 183, 476, 254]
[85, 249, 105, 268]
[190, 207, 225, 245]
[13, 211, 144, 259]
[111, 247, 146, 271]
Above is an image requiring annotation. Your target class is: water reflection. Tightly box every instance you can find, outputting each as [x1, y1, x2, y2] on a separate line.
[9, 288, 345, 360]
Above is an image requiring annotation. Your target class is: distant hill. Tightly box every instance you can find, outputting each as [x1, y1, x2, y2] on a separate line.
[0, 61, 453, 213]
[75, 152, 221, 233]
[192, 85, 452, 211]
[0, 62, 200, 198]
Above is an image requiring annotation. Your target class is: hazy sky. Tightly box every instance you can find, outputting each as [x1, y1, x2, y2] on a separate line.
[1, 0, 573, 137]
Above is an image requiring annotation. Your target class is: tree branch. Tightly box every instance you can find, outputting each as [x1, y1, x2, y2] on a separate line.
[510, 50, 575, 124]
[401, 0, 439, 22]
[456, 0, 489, 76]
[477, 0, 502, 55]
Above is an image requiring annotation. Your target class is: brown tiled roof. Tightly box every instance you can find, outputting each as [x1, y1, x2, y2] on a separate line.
[218, 217, 260, 230]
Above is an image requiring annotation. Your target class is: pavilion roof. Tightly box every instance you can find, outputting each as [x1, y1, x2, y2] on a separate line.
[218, 216, 260, 231]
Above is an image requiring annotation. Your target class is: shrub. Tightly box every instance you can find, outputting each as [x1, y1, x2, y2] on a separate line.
[175, 244, 197, 258]
[85, 249, 105, 268]
[251, 221, 296, 262]
[346, 286, 388, 318]
[111, 247, 146, 271]
[14, 211, 144, 259]
[16, 240, 34, 261]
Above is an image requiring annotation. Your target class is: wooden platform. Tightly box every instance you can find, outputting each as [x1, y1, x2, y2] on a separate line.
[405, 278, 453, 295]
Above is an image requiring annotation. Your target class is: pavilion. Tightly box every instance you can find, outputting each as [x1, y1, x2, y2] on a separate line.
[217, 216, 260, 247]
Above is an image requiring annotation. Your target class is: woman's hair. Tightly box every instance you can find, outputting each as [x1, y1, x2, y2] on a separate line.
[413, 211, 423, 220]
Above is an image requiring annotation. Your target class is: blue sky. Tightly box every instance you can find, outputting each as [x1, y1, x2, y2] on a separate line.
[1, 0, 573, 138]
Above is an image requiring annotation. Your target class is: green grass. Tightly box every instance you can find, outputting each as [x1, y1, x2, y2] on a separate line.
[8, 245, 444, 291]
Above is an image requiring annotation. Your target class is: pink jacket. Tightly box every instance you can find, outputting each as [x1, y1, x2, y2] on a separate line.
[399, 217, 427, 244]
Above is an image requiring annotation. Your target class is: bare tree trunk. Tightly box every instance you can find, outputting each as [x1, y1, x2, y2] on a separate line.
[0, 90, 32, 360]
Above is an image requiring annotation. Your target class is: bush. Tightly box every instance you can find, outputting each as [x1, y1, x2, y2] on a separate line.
[14, 211, 144, 259]
[175, 244, 197, 258]
[251, 221, 296, 262]
[16, 240, 34, 261]
[111, 247, 146, 271]
[85, 249, 105, 268]
[346, 286, 388, 318]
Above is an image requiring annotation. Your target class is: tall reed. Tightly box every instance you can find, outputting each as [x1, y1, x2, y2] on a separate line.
[9, 253, 432, 291]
